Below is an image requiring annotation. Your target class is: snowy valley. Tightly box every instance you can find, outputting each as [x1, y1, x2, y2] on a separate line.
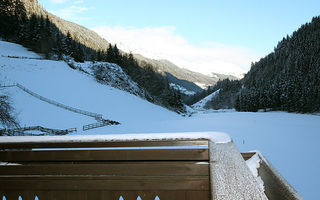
[0, 40, 320, 199]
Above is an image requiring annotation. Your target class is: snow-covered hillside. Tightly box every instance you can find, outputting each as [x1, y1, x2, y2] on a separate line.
[0, 40, 179, 133]
[1, 41, 320, 199]
[0, 41, 41, 58]
[70, 61, 146, 97]
[192, 89, 220, 111]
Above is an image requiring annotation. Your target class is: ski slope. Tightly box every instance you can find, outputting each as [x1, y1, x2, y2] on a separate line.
[1, 41, 320, 199]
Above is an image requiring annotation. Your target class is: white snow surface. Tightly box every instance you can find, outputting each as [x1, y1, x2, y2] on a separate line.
[0, 41, 41, 58]
[0, 40, 178, 132]
[192, 89, 220, 111]
[0, 132, 231, 144]
[246, 153, 265, 191]
[1, 41, 320, 199]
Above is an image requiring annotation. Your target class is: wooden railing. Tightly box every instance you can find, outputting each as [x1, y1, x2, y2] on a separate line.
[0, 139, 210, 200]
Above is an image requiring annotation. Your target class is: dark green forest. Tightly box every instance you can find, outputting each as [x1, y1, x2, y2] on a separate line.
[237, 16, 320, 112]
[205, 16, 320, 113]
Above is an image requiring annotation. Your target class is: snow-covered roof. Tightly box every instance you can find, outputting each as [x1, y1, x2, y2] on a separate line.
[0, 132, 231, 144]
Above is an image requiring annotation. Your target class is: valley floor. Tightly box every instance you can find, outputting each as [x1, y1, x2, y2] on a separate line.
[101, 110, 320, 200]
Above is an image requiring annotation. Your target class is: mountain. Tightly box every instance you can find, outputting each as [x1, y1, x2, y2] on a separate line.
[2, 0, 235, 96]
[21, 0, 110, 51]
[133, 55, 238, 92]
[1, 0, 188, 113]
[204, 16, 320, 113]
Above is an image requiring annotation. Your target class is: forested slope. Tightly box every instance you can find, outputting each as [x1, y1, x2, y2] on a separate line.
[205, 16, 320, 113]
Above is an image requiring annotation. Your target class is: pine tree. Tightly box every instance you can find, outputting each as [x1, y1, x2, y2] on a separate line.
[63, 31, 73, 55]
[73, 42, 84, 62]
[54, 32, 63, 59]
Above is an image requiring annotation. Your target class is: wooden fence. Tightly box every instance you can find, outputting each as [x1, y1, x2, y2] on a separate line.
[15, 84, 103, 121]
[0, 126, 76, 136]
[83, 120, 120, 131]
[0, 139, 210, 200]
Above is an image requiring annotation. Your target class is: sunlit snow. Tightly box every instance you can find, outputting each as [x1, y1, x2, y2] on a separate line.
[1, 40, 320, 199]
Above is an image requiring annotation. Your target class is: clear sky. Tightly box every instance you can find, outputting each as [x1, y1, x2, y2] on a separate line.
[38, 0, 320, 76]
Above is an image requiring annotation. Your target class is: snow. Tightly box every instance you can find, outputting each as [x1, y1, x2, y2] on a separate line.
[0, 41, 178, 132]
[194, 82, 208, 89]
[0, 40, 41, 59]
[192, 89, 220, 111]
[0, 132, 231, 144]
[246, 153, 265, 191]
[0, 162, 21, 166]
[255, 151, 303, 200]
[71, 61, 146, 97]
[169, 83, 196, 96]
[1, 41, 320, 199]
[209, 141, 267, 199]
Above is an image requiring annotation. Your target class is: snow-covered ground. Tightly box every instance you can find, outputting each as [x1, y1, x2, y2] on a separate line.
[1, 40, 320, 199]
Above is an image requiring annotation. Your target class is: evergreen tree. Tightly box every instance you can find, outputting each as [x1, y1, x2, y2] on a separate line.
[54, 32, 63, 59]
[0, 0, 25, 39]
[63, 31, 73, 55]
[73, 42, 84, 62]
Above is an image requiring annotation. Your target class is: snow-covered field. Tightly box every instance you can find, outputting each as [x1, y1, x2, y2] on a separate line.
[1, 41, 320, 199]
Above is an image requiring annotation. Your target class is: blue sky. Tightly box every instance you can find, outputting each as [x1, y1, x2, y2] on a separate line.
[38, 0, 320, 75]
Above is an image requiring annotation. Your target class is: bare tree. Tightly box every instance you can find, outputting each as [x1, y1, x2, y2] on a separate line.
[0, 95, 19, 128]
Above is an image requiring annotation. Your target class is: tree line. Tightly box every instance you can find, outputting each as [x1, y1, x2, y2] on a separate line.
[236, 16, 320, 113]
[205, 16, 320, 113]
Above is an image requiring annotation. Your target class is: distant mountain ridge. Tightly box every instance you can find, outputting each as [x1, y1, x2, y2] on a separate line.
[134, 54, 238, 92]
[19, 0, 236, 92]
[20, 0, 110, 51]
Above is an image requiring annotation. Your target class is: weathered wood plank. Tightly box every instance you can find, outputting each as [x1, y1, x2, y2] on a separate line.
[0, 162, 209, 176]
[241, 152, 256, 161]
[0, 176, 209, 191]
[155, 191, 186, 200]
[0, 140, 208, 149]
[0, 149, 209, 162]
[2, 192, 19, 200]
[17, 191, 35, 200]
[66, 191, 88, 200]
[186, 191, 211, 200]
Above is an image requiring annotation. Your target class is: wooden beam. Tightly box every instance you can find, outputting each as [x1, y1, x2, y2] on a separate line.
[0, 176, 209, 191]
[0, 149, 209, 162]
[0, 140, 208, 149]
[0, 162, 209, 176]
